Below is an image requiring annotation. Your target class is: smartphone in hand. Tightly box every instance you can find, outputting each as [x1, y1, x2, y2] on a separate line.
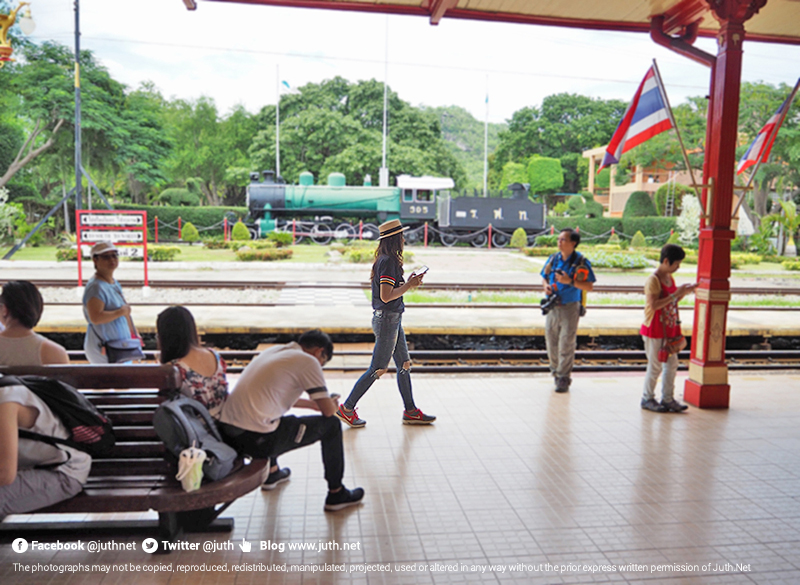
[415, 265, 429, 276]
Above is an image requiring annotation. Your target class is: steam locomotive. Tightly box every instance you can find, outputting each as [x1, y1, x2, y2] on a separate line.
[245, 170, 546, 247]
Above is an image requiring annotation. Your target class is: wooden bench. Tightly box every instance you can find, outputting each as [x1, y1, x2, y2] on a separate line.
[0, 365, 269, 550]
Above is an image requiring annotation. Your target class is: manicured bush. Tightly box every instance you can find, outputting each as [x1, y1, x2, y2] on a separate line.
[654, 183, 691, 216]
[181, 221, 200, 243]
[203, 239, 230, 250]
[117, 204, 247, 239]
[235, 249, 293, 261]
[607, 232, 621, 245]
[522, 247, 558, 257]
[547, 218, 623, 241]
[56, 248, 78, 262]
[730, 253, 762, 269]
[623, 191, 657, 218]
[631, 231, 647, 249]
[267, 231, 293, 247]
[782, 260, 800, 271]
[346, 248, 374, 263]
[509, 228, 528, 249]
[622, 217, 678, 243]
[526, 156, 564, 195]
[585, 250, 649, 270]
[535, 234, 558, 247]
[230, 241, 275, 252]
[231, 221, 251, 241]
[149, 246, 181, 262]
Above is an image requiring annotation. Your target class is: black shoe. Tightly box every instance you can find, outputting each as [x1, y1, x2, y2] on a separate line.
[641, 398, 667, 412]
[555, 377, 570, 393]
[661, 399, 689, 412]
[261, 467, 291, 491]
[324, 486, 365, 511]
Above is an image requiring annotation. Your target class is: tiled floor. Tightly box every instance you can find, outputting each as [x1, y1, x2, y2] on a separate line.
[2, 371, 800, 584]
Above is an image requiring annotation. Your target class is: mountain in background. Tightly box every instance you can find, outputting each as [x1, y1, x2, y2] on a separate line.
[425, 106, 506, 191]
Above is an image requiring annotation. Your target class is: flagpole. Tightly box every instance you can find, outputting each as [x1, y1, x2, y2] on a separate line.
[483, 74, 489, 197]
[652, 59, 701, 200]
[733, 77, 800, 218]
[379, 15, 389, 188]
[276, 64, 280, 179]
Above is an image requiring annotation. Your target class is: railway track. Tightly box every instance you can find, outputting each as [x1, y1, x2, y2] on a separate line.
[65, 349, 800, 373]
[22, 279, 800, 297]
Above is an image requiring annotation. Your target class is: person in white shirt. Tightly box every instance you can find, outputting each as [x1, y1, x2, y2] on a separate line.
[218, 330, 364, 511]
[0, 382, 91, 518]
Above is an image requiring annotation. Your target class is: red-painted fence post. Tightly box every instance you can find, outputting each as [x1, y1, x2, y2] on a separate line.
[292, 219, 296, 245]
[224, 217, 228, 241]
[178, 217, 182, 240]
[154, 216, 159, 244]
[487, 224, 492, 249]
[359, 220, 363, 241]
[424, 222, 428, 248]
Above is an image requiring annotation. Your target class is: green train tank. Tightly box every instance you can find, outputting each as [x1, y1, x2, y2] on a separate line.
[247, 171, 402, 234]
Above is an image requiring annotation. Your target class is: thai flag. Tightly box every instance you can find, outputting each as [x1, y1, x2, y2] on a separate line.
[598, 66, 673, 172]
[737, 79, 800, 175]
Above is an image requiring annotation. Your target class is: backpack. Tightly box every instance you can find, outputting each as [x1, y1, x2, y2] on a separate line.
[543, 251, 590, 316]
[153, 395, 238, 482]
[0, 375, 115, 456]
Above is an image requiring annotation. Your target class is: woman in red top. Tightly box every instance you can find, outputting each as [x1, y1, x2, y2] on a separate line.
[641, 244, 697, 413]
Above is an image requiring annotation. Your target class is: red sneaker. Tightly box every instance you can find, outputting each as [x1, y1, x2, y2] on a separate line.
[335, 404, 366, 428]
[402, 408, 436, 425]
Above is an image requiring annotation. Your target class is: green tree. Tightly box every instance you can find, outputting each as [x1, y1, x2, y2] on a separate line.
[499, 161, 527, 189]
[623, 191, 657, 217]
[526, 156, 563, 196]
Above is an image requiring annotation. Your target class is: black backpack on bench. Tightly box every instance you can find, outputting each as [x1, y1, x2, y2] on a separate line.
[0, 374, 116, 456]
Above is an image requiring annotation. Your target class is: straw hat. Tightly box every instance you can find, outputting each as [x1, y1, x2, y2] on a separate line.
[378, 219, 409, 240]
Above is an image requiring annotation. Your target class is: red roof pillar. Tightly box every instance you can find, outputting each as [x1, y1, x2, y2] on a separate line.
[684, 0, 765, 409]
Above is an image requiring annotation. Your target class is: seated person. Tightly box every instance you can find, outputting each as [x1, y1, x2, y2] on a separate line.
[157, 306, 228, 418]
[0, 379, 91, 519]
[0, 281, 69, 366]
[217, 330, 364, 510]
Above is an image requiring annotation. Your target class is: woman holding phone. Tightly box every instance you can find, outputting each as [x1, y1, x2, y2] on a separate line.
[336, 220, 435, 428]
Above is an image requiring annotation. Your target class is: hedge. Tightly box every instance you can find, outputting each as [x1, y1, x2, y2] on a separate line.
[547, 217, 623, 241]
[116, 204, 248, 239]
[623, 191, 657, 217]
[783, 260, 800, 271]
[522, 247, 558, 257]
[235, 249, 293, 261]
[584, 250, 650, 270]
[622, 217, 678, 242]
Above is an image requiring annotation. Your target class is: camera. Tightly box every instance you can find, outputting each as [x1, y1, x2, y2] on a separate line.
[540, 293, 560, 315]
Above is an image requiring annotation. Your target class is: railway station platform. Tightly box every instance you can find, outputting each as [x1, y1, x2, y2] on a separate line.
[3, 370, 799, 583]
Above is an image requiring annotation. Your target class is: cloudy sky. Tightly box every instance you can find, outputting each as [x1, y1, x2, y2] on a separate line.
[21, 0, 800, 123]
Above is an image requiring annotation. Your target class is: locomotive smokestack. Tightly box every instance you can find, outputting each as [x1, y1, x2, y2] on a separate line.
[262, 170, 276, 184]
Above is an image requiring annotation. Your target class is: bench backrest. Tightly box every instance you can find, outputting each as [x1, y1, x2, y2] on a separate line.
[0, 364, 182, 391]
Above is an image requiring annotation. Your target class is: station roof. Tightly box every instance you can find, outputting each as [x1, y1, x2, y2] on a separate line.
[206, 0, 800, 45]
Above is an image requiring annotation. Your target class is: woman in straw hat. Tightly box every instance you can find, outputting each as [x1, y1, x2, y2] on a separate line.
[336, 219, 435, 428]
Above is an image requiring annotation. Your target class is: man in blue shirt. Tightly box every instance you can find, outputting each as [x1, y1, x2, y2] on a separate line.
[540, 228, 596, 392]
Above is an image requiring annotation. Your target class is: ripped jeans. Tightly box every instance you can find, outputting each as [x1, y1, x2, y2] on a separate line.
[344, 310, 416, 412]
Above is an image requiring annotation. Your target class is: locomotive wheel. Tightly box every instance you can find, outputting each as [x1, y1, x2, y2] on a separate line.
[360, 223, 380, 241]
[491, 232, 509, 248]
[405, 229, 421, 244]
[248, 227, 259, 240]
[334, 223, 355, 240]
[440, 232, 458, 247]
[470, 232, 488, 248]
[310, 223, 333, 245]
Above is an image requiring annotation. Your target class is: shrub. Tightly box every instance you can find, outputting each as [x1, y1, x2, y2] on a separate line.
[631, 231, 647, 249]
[623, 191, 657, 218]
[585, 250, 649, 270]
[551, 202, 569, 216]
[522, 247, 557, 257]
[783, 260, 800, 271]
[677, 195, 702, 246]
[535, 234, 558, 247]
[181, 221, 200, 243]
[654, 183, 691, 216]
[56, 248, 78, 262]
[548, 217, 623, 241]
[730, 253, 762, 269]
[346, 249, 374, 263]
[267, 231, 293, 247]
[510, 227, 528, 249]
[231, 221, 251, 241]
[203, 239, 230, 250]
[607, 233, 621, 245]
[149, 246, 181, 262]
[667, 231, 681, 245]
[117, 204, 248, 239]
[235, 249, 293, 261]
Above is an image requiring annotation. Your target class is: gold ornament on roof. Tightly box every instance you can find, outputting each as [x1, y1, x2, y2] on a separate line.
[0, 2, 31, 68]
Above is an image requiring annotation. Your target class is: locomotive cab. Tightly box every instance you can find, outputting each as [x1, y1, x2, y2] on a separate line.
[397, 175, 454, 222]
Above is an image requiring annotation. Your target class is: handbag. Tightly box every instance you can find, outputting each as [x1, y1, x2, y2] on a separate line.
[657, 283, 686, 362]
[104, 337, 145, 363]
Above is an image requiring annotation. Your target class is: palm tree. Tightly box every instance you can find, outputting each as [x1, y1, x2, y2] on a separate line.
[765, 200, 799, 257]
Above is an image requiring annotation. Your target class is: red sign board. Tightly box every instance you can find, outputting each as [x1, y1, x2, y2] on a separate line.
[76, 210, 149, 287]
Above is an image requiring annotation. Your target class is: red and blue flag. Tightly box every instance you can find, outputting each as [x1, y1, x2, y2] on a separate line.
[599, 66, 673, 172]
[737, 79, 800, 175]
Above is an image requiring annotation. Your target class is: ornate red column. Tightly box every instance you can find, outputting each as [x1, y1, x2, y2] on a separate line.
[684, 0, 766, 408]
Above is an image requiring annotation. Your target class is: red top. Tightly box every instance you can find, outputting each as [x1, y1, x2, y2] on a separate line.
[640, 277, 681, 339]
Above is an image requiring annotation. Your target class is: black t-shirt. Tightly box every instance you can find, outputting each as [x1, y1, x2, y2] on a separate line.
[372, 254, 405, 312]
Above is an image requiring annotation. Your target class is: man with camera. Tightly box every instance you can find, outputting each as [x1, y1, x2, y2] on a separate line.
[540, 228, 596, 393]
